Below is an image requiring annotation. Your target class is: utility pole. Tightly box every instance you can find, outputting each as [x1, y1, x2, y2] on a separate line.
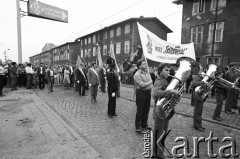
[211, 0, 219, 63]
[16, 0, 23, 63]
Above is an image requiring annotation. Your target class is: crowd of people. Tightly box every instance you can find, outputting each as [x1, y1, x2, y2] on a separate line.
[1, 57, 240, 158]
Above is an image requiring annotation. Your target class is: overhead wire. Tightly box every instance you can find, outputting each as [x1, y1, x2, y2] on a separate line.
[57, 2, 182, 44]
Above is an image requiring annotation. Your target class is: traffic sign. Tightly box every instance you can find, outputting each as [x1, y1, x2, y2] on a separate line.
[28, 0, 68, 23]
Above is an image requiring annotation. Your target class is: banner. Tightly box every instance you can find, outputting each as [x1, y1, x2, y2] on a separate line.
[76, 55, 83, 67]
[96, 44, 103, 67]
[137, 23, 196, 64]
[109, 42, 120, 71]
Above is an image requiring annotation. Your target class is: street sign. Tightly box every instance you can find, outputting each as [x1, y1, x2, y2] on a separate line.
[28, 0, 68, 23]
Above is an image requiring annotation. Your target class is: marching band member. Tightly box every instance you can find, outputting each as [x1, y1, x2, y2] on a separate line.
[224, 63, 239, 114]
[191, 69, 210, 132]
[212, 70, 229, 121]
[152, 63, 178, 158]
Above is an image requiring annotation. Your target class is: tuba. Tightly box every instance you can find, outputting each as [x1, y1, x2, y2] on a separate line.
[194, 64, 218, 100]
[156, 57, 199, 119]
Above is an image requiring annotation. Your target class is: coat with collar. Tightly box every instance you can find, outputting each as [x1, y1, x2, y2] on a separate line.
[76, 68, 87, 82]
[88, 67, 99, 85]
[37, 67, 46, 76]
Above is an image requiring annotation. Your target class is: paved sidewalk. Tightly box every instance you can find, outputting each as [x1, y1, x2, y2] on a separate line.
[0, 89, 101, 159]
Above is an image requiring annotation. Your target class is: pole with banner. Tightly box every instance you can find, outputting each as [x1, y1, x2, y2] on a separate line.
[109, 41, 120, 72]
[96, 43, 103, 67]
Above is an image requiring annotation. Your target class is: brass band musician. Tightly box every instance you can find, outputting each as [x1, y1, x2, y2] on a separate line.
[224, 62, 239, 114]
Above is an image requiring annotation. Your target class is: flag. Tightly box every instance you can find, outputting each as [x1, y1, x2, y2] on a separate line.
[96, 43, 103, 67]
[109, 42, 119, 71]
[76, 55, 83, 67]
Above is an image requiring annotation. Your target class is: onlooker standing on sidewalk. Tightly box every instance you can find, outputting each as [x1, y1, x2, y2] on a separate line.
[46, 66, 54, 93]
[10, 62, 18, 91]
[133, 59, 152, 133]
[37, 63, 46, 90]
[25, 63, 34, 89]
[88, 62, 99, 103]
[106, 57, 118, 118]
[63, 66, 71, 89]
[17, 64, 25, 87]
[0, 59, 6, 97]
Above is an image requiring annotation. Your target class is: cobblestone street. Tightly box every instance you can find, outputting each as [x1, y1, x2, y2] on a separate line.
[35, 85, 240, 159]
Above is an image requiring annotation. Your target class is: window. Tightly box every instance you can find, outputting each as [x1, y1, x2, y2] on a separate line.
[104, 31, 108, 39]
[116, 27, 121, 36]
[93, 35, 96, 44]
[88, 48, 91, 57]
[210, 0, 226, 10]
[85, 49, 88, 57]
[85, 38, 87, 45]
[191, 25, 203, 44]
[207, 57, 221, 65]
[93, 47, 96, 56]
[208, 21, 224, 43]
[192, 0, 205, 15]
[125, 24, 130, 34]
[81, 50, 83, 58]
[110, 29, 114, 38]
[116, 42, 121, 54]
[103, 45, 107, 55]
[81, 39, 83, 46]
[88, 37, 91, 44]
[124, 41, 130, 53]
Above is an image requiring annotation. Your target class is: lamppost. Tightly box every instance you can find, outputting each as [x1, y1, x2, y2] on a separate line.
[4, 49, 10, 62]
[211, 0, 219, 63]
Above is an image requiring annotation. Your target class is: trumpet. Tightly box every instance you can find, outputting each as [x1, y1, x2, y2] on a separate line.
[216, 76, 240, 91]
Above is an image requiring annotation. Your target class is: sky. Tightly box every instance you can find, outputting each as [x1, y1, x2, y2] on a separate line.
[0, 0, 182, 63]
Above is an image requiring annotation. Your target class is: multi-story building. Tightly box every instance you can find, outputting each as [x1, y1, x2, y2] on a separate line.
[173, 0, 240, 68]
[29, 16, 172, 67]
[75, 16, 172, 66]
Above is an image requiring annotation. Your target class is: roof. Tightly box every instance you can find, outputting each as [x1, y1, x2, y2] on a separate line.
[75, 16, 172, 41]
[172, 0, 183, 5]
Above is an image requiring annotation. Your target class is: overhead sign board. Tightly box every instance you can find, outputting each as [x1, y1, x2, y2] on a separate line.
[28, 0, 68, 23]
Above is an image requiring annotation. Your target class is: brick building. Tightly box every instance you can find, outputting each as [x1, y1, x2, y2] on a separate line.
[30, 16, 172, 67]
[173, 0, 240, 68]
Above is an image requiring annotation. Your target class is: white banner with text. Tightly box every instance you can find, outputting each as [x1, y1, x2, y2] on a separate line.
[137, 22, 196, 64]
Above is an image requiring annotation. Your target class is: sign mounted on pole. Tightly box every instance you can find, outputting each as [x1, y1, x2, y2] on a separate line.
[28, 0, 68, 23]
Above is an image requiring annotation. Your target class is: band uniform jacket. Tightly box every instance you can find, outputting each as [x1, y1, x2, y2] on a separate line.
[88, 68, 99, 85]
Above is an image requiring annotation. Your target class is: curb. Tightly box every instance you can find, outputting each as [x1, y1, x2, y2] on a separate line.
[33, 91, 102, 158]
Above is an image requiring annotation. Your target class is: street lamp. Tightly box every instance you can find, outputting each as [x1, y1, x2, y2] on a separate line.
[4, 49, 10, 62]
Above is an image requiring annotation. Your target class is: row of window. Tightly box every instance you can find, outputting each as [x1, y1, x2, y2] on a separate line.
[81, 24, 130, 45]
[191, 21, 224, 44]
[192, 0, 226, 15]
[80, 40, 130, 58]
[53, 53, 70, 62]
